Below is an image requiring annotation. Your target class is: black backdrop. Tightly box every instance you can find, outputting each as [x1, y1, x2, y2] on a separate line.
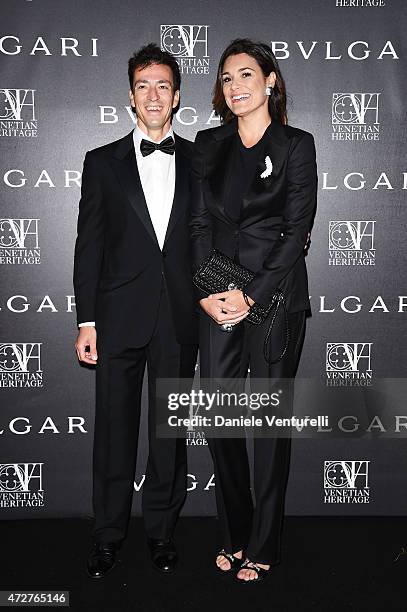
[1, 0, 406, 518]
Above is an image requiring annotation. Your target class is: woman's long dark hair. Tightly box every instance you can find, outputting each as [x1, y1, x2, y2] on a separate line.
[212, 38, 287, 125]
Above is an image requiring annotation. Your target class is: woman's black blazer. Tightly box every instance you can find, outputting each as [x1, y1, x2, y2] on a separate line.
[190, 118, 317, 313]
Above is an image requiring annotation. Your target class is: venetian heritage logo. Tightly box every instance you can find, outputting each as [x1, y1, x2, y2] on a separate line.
[332, 93, 380, 140]
[0, 463, 45, 508]
[326, 343, 372, 386]
[0, 219, 40, 264]
[186, 401, 208, 446]
[160, 25, 209, 74]
[324, 460, 370, 503]
[328, 221, 375, 266]
[335, 0, 386, 6]
[0, 343, 43, 388]
[0, 89, 37, 137]
[186, 430, 207, 446]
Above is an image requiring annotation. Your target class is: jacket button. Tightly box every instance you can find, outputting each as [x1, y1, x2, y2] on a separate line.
[162, 251, 167, 258]
[234, 230, 239, 235]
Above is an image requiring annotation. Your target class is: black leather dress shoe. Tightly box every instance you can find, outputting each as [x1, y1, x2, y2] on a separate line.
[147, 538, 178, 573]
[86, 542, 118, 579]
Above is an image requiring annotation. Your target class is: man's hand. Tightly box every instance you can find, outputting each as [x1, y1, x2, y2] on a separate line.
[75, 326, 98, 365]
[199, 289, 251, 325]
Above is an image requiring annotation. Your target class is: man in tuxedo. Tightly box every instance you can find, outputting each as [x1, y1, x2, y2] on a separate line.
[73, 43, 198, 578]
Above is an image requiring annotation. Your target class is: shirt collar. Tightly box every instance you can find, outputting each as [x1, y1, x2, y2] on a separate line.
[133, 122, 174, 158]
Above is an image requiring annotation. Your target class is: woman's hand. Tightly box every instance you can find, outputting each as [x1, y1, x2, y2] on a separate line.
[199, 289, 254, 325]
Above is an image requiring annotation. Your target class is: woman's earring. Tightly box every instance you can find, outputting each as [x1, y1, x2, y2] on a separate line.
[265, 85, 273, 96]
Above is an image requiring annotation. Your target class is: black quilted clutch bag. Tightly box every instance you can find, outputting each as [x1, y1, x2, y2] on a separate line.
[193, 249, 289, 363]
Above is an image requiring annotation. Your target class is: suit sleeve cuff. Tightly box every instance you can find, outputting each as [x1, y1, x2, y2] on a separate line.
[78, 321, 96, 327]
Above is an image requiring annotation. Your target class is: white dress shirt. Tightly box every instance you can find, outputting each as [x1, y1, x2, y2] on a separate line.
[133, 123, 175, 249]
[78, 123, 176, 328]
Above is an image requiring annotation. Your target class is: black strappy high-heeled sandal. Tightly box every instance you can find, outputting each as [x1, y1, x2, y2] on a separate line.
[235, 559, 271, 584]
[215, 549, 243, 575]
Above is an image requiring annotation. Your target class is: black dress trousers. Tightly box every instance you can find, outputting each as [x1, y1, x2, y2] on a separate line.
[199, 306, 306, 565]
[92, 283, 197, 544]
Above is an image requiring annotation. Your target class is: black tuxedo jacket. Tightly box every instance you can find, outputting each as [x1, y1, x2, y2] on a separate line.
[190, 119, 317, 312]
[73, 130, 198, 350]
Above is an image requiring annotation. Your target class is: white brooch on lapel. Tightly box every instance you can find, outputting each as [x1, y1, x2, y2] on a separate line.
[260, 156, 273, 179]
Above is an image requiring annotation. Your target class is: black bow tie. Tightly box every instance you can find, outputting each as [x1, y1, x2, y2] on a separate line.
[140, 136, 175, 157]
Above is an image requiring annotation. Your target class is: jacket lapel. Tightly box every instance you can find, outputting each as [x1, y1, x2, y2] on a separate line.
[207, 120, 239, 222]
[110, 131, 159, 246]
[163, 135, 189, 245]
[207, 119, 290, 221]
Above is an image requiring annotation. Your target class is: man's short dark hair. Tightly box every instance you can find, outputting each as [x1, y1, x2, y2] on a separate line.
[128, 43, 181, 92]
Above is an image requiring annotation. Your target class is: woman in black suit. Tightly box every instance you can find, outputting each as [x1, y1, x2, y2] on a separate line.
[190, 38, 317, 582]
